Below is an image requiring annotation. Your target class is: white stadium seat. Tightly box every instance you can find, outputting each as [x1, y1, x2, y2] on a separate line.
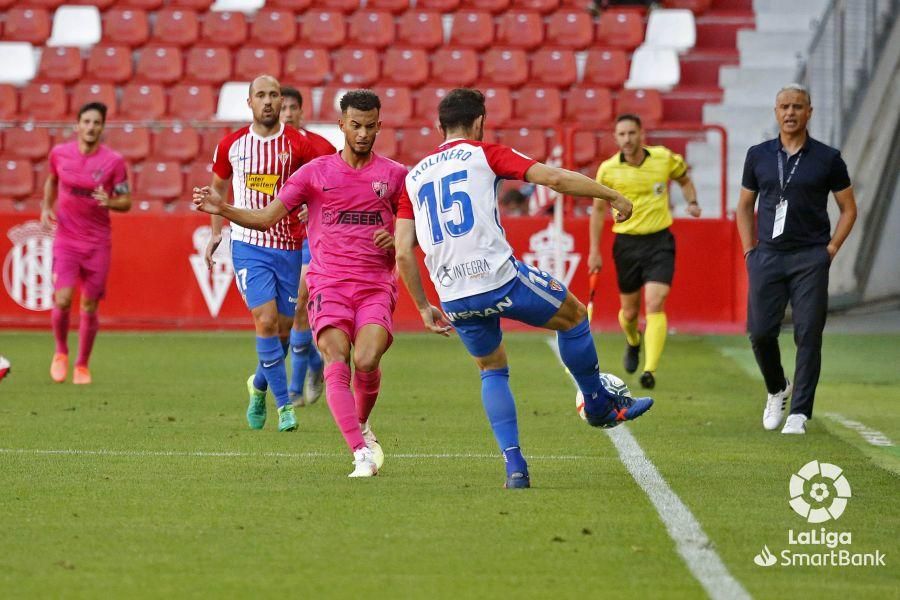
[47, 6, 102, 48]
[216, 81, 253, 121]
[644, 9, 696, 53]
[0, 43, 37, 84]
[625, 46, 680, 90]
[210, 0, 265, 13]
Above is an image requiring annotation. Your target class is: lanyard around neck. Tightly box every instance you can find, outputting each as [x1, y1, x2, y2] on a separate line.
[777, 149, 802, 202]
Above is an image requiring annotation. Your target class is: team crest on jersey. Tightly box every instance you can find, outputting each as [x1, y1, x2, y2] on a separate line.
[278, 152, 290, 167]
[654, 182, 666, 195]
[92, 169, 104, 182]
[372, 181, 389, 199]
[245, 173, 280, 196]
[549, 280, 563, 292]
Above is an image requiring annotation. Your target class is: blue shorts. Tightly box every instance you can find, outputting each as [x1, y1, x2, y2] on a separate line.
[231, 240, 302, 317]
[301, 238, 312, 267]
[441, 259, 568, 357]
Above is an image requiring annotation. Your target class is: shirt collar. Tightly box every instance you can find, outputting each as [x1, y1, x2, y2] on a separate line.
[619, 147, 651, 165]
[774, 133, 812, 156]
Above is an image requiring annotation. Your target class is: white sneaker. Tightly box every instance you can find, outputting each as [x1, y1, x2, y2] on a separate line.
[763, 379, 792, 430]
[782, 413, 808, 435]
[361, 421, 384, 470]
[303, 367, 324, 406]
[348, 447, 378, 478]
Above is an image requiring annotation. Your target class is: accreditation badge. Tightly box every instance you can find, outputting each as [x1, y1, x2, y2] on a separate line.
[773, 199, 788, 238]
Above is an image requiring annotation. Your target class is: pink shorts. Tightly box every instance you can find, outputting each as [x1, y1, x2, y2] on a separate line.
[52, 241, 111, 300]
[307, 280, 397, 347]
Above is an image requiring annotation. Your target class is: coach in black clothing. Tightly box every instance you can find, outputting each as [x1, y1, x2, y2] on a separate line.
[737, 84, 857, 435]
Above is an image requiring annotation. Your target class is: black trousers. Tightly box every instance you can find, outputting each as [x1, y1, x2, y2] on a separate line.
[746, 245, 831, 418]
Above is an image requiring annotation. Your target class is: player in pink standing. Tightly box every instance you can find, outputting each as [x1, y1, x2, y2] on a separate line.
[41, 102, 131, 384]
[194, 90, 406, 478]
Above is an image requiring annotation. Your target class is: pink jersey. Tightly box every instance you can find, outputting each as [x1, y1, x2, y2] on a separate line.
[48, 142, 129, 247]
[277, 152, 408, 287]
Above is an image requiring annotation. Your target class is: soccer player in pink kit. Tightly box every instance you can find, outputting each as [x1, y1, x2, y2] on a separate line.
[195, 90, 405, 477]
[41, 102, 131, 384]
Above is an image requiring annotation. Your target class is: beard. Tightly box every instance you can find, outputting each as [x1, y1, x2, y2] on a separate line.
[257, 111, 279, 127]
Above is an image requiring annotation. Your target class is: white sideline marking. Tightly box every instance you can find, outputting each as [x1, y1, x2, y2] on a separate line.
[546, 338, 751, 600]
[822, 413, 895, 447]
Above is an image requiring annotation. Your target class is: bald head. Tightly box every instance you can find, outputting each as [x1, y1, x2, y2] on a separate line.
[249, 75, 280, 98]
[246, 75, 282, 128]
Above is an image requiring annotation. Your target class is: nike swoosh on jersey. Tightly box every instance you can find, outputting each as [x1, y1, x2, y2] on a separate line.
[262, 360, 279, 368]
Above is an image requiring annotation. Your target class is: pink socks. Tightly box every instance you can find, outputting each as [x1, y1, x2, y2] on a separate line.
[353, 368, 381, 424]
[52, 307, 70, 355]
[324, 362, 366, 451]
[75, 311, 99, 368]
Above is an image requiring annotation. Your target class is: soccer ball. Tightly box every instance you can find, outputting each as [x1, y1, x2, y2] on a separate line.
[576, 373, 632, 420]
[0, 356, 10, 383]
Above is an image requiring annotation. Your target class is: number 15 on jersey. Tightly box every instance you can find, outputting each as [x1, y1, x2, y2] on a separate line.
[416, 169, 474, 244]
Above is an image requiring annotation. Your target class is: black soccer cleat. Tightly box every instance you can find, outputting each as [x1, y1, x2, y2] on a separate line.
[639, 371, 655, 390]
[623, 337, 641, 374]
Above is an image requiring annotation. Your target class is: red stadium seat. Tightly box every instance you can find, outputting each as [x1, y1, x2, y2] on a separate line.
[4, 8, 51, 44]
[514, 86, 562, 128]
[70, 82, 117, 117]
[597, 133, 619, 161]
[373, 126, 397, 159]
[198, 127, 231, 160]
[3, 125, 51, 161]
[498, 128, 548, 161]
[314, 0, 359, 12]
[119, 82, 166, 119]
[250, 9, 297, 49]
[482, 86, 512, 127]
[135, 46, 184, 84]
[167, 83, 216, 120]
[36, 47, 83, 84]
[103, 8, 150, 47]
[136, 161, 183, 202]
[0, 159, 34, 199]
[19, 83, 67, 120]
[530, 48, 577, 88]
[102, 124, 150, 162]
[332, 47, 380, 87]
[0, 85, 17, 120]
[397, 126, 442, 165]
[234, 47, 281, 81]
[347, 10, 395, 49]
[460, 0, 509, 13]
[397, 11, 443, 50]
[366, 0, 410, 13]
[417, 0, 460, 9]
[152, 125, 200, 163]
[185, 161, 214, 193]
[200, 11, 247, 48]
[496, 12, 544, 50]
[267, 0, 311, 9]
[152, 8, 200, 47]
[430, 47, 478, 86]
[185, 46, 232, 85]
[583, 49, 628, 88]
[299, 10, 347, 49]
[482, 48, 528, 88]
[596, 9, 645, 50]
[663, 0, 713, 13]
[413, 86, 448, 123]
[85, 45, 134, 83]
[570, 129, 598, 166]
[316, 85, 349, 121]
[371, 86, 412, 127]
[166, 0, 211, 9]
[615, 89, 663, 127]
[283, 47, 330, 86]
[546, 11, 594, 49]
[511, 0, 559, 13]
[118, 0, 163, 8]
[5, 0, 60, 6]
[449, 11, 494, 50]
[382, 47, 429, 87]
[565, 86, 613, 125]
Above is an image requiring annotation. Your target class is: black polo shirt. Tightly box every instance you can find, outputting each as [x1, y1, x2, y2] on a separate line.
[741, 134, 851, 251]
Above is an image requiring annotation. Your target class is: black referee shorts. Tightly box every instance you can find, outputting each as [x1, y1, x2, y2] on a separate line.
[612, 228, 675, 294]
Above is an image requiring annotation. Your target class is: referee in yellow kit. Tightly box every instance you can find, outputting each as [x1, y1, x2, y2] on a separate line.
[589, 114, 701, 389]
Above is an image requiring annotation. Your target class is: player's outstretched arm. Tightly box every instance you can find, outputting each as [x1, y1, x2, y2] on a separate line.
[40, 173, 58, 229]
[524, 162, 633, 222]
[395, 218, 451, 337]
[204, 176, 230, 269]
[193, 186, 288, 231]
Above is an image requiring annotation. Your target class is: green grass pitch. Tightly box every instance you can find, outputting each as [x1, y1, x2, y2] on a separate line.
[1, 330, 898, 598]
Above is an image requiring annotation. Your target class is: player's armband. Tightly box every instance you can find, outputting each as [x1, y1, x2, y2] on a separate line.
[114, 182, 130, 195]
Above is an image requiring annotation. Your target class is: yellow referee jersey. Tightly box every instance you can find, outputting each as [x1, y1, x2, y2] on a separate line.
[596, 145, 688, 235]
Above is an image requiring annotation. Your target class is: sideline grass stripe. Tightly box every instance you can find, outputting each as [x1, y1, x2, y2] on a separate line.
[547, 337, 751, 600]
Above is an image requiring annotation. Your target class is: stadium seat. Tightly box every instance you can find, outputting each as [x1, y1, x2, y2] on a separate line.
[459, 0, 509, 13]
[511, 0, 559, 13]
[234, 47, 281, 81]
[185, 161, 214, 193]
[102, 9, 150, 47]
[397, 11, 444, 50]
[210, 0, 263, 12]
[18, 82, 67, 120]
[514, 86, 562, 128]
[0, 159, 34, 199]
[102, 124, 150, 162]
[373, 126, 397, 159]
[152, 9, 200, 47]
[570, 129, 598, 166]
[663, 0, 712, 13]
[185, 46, 232, 85]
[172, 0, 213, 9]
[167, 83, 216, 120]
[136, 46, 183, 84]
[615, 89, 664, 127]
[564, 86, 613, 125]
[3, 124, 51, 161]
[316, 85, 351, 121]
[546, 11, 594, 49]
[583, 49, 628, 88]
[4, 0, 61, 6]
[119, 82, 166, 119]
[299, 11, 347, 49]
[200, 11, 247, 47]
[449, 11, 494, 50]
[332, 47, 380, 87]
[644, 9, 696, 52]
[625, 47, 680, 90]
[250, 9, 297, 49]
[0, 43, 38, 85]
[382, 47, 429, 87]
[152, 125, 200, 163]
[3, 8, 51, 45]
[118, 0, 163, 9]
[47, 6, 101, 48]
[482, 48, 528, 88]
[71, 82, 116, 116]
[36, 47, 83, 84]
[79, 0, 116, 10]
[596, 9, 645, 50]
[430, 47, 478, 87]
[417, 0, 460, 9]
[216, 81, 252, 121]
[136, 161, 183, 202]
[366, 0, 410, 13]
[85, 45, 134, 83]
[497, 128, 547, 161]
[347, 10, 395, 49]
[397, 126, 442, 165]
[0, 85, 16, 119]
[482, 86, 512, 127]
[267, 0, 312, 9]
[371, 86, 413, 127]
[530, 48, 577, 88]
[198, 126, 231, 159]
[597, 133, 619, 160]
[282, 48, 330, 86]
[496, 12, 544, 49]
[312, 0, 359, 13]
[413, 86, 448, 123]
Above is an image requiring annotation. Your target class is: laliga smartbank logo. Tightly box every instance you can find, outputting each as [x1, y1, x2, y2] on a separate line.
[752, 461, 886, 568]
